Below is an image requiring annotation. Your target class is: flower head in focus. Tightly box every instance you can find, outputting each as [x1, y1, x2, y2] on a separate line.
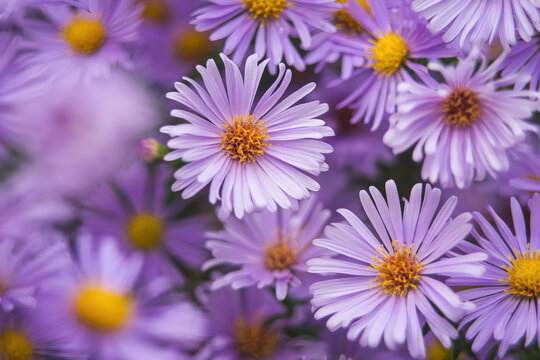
[383, 56, 539, 189]
[191, 0, 339, 72]
[308, 180, 486, 358]
[204, 197, 331, 300]
[161, 53, 334, 219]
[457, 194, 540, 357]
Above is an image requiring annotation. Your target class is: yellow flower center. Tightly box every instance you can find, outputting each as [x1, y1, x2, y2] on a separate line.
[369, 30, 408, 76]
[0, 330, 33, 360]
[503, 246, 540, 298]
[221, 115, 270, 165]
[442, 88, 482, 128]
[372, 242, 422, 296]
[243, 0, 289, 20]
[141, 0, 170, 22]
[334, 0, 370, 34]
[126, 213, 163, 251]
[62, 15, 106, 54]
[264, 234, 298, 271]
[235, 316, 278, 359]
[173, 28, 212, 62]
[74, 286, 132, 332]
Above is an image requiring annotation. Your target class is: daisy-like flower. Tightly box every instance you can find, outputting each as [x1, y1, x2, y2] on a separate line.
[203, 196, 331, 300]
[308, 180, 487, 359]
[25, 0, 142, 84]
[305, 0, 370, 79]
[412, 0, 540, 49]
[457, 194, 540, 357]
[0, 306, 85, 359]
[48, 234, 208, 360]
[133, 0, 215, 87]
[0, 234, 70, 313]
[191, 0, 339, 72]
[383, 56, 539, 189]
[503, 36, 540, 92]
[80, 161, 210, 282]
[335, 0, 457, 130]
[197, 286, 324, 359]
[161, 53, 334, 219]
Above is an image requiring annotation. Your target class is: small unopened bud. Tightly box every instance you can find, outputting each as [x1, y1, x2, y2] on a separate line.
[136, 137, 165, 162]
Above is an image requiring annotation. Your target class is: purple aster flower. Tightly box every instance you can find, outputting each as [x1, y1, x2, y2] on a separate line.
[197, 285, 324, 359]
[503, 36, 540, 92]
[191, 0, 339, 72]
[80, 161, 210, 282]
[383, 56, 539, 189]
[46, 233, 208, 360]
[0, 305, 86, 359]
[456, 194, 540, 357]
[305, 0, 370, 79]
[508, 146, 540, 195]
[203, 196, 331, 300]
[133, 0, 215, 87]
[11, 70, 158, 197]
[412, 0, 540, 49]
[335, 0, 457, 130]
[308, 180, 487, 359]
[25, 0, 142, 84]
[0, 233, 70, 313]
[161, 53, 334, 219]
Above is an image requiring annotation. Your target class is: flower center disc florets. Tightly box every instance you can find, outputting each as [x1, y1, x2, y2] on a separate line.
[63, 15, 106, 54]
[264, 234, 298, 271]
[334, 0, 370, 34]
[443, 88, 481, 128]
[74, 286, 132, 332]
[372, 242, 422, 296]
[504, 246, 540, 297]
[141, 0, 170, 22]
[369, 30, 408, 76]
[0, 330, 33, 360]
[221, 115, 270, 164]
[127, 213, 163, 251]
[243, 0, 289, 20]
[173, 29, 211, 62]
[235, 317, 278, 359]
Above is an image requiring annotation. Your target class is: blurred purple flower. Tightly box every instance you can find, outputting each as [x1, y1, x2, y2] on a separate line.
[412, 0, 540, 49]
[335, 0, 456, 130]
[80, 161, 210, 282]
[308, 180, 486, 358]
[384, 56, 539, 189]
[502, 36, 540, 92]
[161, 53, 334, 219]
[197, 286, 323, 359]
[456, 194, 540, 357]
[191, 0, 339, 72]
[25, 0, 142, 84]
[204, 196, 331, 300]
[47, 234, 208, 360]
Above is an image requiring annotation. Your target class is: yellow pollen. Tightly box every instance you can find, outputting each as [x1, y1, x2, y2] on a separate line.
[0, 330, 33, 360]
[442, 88, 482, 128]
[334, 0, 370, 34]
[141, 0, 170, 22]
[235, 316, 278, 359]
[126, 213, 163, 251]
[62, 15, 106, 54]
[221, 114, 270, 165]
[74, 286, 132, 332]
[243, 0, 289, 20]
[503, 245, 540, 298]
[173, 28, 212, 62]
[368, 30, 408, 76]
[264, 233, 298, 271]
[371, 241, 422, 296]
